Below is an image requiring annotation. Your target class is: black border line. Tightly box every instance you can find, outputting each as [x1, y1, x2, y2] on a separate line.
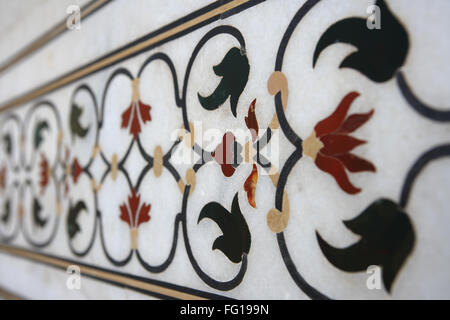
[0, 244, 233, 300]
[0, 0, 266, 112]
[0, 0, 112, 75]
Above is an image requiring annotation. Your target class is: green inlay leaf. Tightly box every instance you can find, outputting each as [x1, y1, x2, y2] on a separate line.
[3, 134, 12, 156]
[32, 198, 47, 227]
[316, 199, 415, 293]
[67, 200, 87, 239]
[1, 199, 10, 224]
[198, 47, 250, 117]
[198, 193, 251, 263]
[70, 103, 90, 141]
[34, 120, 49, 149]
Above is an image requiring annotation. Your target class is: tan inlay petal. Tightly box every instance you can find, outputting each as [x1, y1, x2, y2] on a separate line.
[267, 191, 290, 233]
[91, 179, 101, 192]
[58, 130, 64, 143]
[303, 131, 323, 161]
[131, 78, 140, 102]
[92, 144, 100, 158]
[177, 179, 185, 195]
[65, 162, 72, 176]
[185, 168, 196, 196]
[56, 201, 62, 216]
[153, 146, 163, 178]
[268, 166, 280, 187]
[111, 154, 118, 181]
[130, 228, 138, 250]
[241, 141, 257, 164]
[18, 203, 24, 219]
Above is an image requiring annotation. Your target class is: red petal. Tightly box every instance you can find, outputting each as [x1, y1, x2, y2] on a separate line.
[334, 153, 376, 173]
[315, 153, 361, 194]
[315, 92, 360, 137]
[337, 109, 374, 134]
[121, 103, 133, 129]
[138, 101, 152, 123]
[319, 134, 366, 156]
[137, 203, 151, 227]
[244, 164, 258, 208]
[212, 132, 236, 177]
[72, 158, 83, 184]
[245, 98, 258, 142]
[220, 163, 236, 177]
[119, 204, 131, 226]
[128, 188, 140, 224]
[130, 104, 141, 139]
[0, 166, 6, 190]
[40, 154, 49, 193]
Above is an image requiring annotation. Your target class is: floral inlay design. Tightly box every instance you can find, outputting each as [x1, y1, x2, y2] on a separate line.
[198, 47, 250, 117]
[0, 0, 447, 300]
[198, 193, 250, 263]
[303, 91, 376, 194]
[39, 153, 50, 194]
[119, 188, 151, 229]
[121, 78, 152, 139]
[212, 132, 239, 178]
[72, 157, 83, 184]
[0, 165, 6, 192]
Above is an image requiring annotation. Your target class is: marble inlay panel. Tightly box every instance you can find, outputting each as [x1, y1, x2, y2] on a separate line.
[0, 0, 449, 299]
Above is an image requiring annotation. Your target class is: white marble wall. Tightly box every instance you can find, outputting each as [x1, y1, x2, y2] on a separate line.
[0, 0, 449, 299]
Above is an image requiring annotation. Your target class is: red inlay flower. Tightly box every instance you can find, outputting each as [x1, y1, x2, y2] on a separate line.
[39, 154, 50, 194]
[303, 92, 376, 194]
[245, 98, 259, 142]
[121, 78, 152, 139]
[119, 188, 151, 228]
[212, 132, 238, 177]
[244, 164, 258, 208]
[0, 165, 6, 192]
[72, 157, 83, 184]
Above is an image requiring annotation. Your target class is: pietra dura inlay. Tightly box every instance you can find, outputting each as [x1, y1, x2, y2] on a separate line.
[0, 0, 449, 299]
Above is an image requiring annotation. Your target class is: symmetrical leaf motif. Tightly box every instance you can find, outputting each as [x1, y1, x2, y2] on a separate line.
[313, 0, 409, 83]
[198, 47, 250, 117]
[32, 198, 47, 228]
[34, 120, 49, 149]
[304, 91, 376, 194]
[69, 103, 90, 141]
[316, 199, 415, 293]
[67, 200, 87, 239]
[198, 193, 251, 263]
[1, 199, 10, 224]
[121, 100, 152, 140]
[119, 188, 151, 228]
[3, 134, 12, 155]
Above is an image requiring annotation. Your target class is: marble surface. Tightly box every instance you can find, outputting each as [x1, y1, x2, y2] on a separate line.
[0, 0, 449, 300]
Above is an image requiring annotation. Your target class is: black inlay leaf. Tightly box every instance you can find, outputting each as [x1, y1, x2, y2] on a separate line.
[32, 198, 47, 227]
[316, 199, 415, 293]
[198, 193, 251, 263]
[34, 120, 49, 149]
[3, 134, 12, 156]
[198, 47, 250, 117]
[67, 200, 87, 239]
[1, 199, 10, 224]
[70, 103, 90, 141]
[313, 0, 409, 83]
